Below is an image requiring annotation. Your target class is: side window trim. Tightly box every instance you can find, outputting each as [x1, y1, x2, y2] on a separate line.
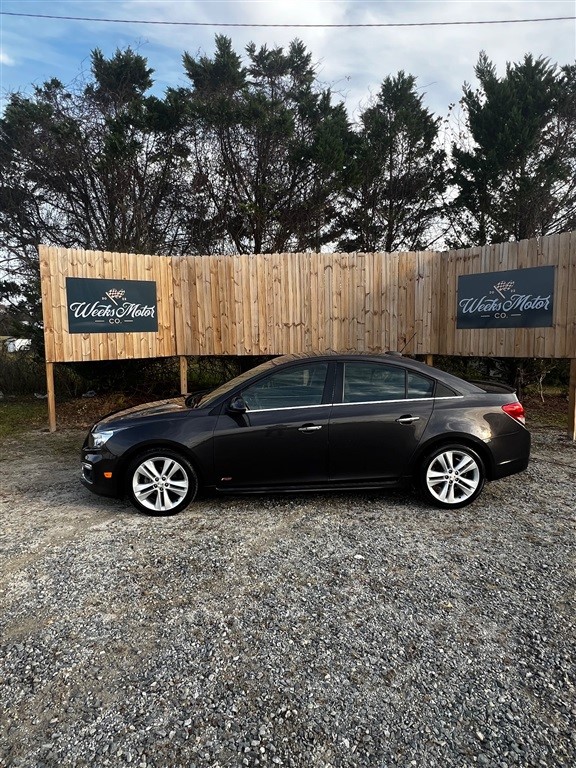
[243, 402, 335, 413]
[322, 360, 337, 405]
[332, 396, 435, 408]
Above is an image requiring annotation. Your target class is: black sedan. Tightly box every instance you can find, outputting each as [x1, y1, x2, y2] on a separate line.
[81, 353, 530, 515]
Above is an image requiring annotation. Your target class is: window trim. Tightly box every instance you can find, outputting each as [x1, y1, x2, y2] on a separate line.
[332, 396, 435, 408]
[245, 393, 464, 413]
[243, 402, 335, 414]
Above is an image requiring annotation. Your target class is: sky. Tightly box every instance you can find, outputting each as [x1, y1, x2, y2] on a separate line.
[0, 0, 575, 120]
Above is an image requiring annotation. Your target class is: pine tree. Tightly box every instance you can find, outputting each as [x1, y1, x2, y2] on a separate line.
[337, 72, 446, 253]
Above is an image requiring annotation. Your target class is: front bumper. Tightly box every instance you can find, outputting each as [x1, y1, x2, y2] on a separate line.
[81, 449, 121, 498]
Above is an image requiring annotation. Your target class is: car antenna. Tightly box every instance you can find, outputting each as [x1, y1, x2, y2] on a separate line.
[396, 331, 418, 355]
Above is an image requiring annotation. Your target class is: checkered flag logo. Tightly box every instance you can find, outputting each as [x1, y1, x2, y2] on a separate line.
[493, 280, 515, 299]
[104, 288, 126, 305]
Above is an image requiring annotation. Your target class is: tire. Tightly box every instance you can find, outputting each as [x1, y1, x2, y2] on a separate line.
[126, 449, 198, 516]
[419, 444, 485, 509]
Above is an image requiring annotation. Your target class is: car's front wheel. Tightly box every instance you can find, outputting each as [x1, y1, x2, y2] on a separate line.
[126, 450, 198, 515]
[419, 444, 485, 509]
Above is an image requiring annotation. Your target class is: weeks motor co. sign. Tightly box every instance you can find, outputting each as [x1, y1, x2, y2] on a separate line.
[66, 277, 158, 334]
[457, 266, 555, 329]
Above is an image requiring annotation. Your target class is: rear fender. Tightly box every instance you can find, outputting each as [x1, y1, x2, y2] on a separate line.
[408, 434, 496, 480]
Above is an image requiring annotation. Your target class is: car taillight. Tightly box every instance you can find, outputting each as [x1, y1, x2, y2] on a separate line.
[502, 402, 526, 425]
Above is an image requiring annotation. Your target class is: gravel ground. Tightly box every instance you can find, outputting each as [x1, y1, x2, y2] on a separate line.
[0, 427, 575, 768]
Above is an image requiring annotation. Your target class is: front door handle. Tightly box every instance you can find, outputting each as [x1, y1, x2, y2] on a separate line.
[298, 424, 323, 432]
[396, 415, 420, 424]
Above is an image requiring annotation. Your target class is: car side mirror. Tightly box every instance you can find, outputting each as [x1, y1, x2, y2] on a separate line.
[228, 396, 248, 414]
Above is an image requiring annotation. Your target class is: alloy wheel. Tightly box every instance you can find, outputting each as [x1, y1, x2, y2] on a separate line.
[132, 456, 191, 513]
[425, 448, 482, 506]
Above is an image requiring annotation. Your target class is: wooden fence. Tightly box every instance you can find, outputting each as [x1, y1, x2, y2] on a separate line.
[39, 231, 576, 434]
[40, 232, 576, 361]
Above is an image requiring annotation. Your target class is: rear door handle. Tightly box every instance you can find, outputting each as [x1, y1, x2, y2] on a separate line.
[396, 415, 420, 424]
[298, 424, 323, 432]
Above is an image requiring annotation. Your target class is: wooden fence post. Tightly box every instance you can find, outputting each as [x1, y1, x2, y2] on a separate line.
[569, 359, 576, 441]
[179, 356, 188, 395]
[425, 354, 434, 367]
[46, 362, 56, 432]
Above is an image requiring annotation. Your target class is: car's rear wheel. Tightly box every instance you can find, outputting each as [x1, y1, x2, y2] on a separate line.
[420, 444, 485, 509]
[127, 449, 198, 516]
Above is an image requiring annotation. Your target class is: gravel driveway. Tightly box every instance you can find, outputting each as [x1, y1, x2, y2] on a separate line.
[1, 427, 575, 767]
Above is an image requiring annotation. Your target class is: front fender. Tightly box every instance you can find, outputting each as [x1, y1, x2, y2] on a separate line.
[108, 417, 217, 488]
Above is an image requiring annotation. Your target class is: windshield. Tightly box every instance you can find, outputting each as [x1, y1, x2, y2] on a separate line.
[195, 358, 280, 408]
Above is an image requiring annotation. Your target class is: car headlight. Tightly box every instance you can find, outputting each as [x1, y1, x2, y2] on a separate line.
[92, 429, 115, 448]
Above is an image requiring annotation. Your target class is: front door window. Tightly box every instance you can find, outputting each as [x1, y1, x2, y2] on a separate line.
[242, 362, 329, 410]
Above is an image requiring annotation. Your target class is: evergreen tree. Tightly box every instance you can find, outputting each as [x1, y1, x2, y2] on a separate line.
[181, 35, 351, 253]
[449, 53, 576, 245]
[0, 48, 221, 336]
[337, 72, 446, 253]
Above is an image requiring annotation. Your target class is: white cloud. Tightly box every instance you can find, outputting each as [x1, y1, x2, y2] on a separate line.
[1, 0, 575, 117]
[0, 49, 15, 66]
[108, 0, 576, 116]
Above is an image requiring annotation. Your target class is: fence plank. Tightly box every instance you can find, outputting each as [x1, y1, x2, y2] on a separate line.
[567, 232, 576, 359]
[554, 233, 570, 358]
[39, 246, 56, 363]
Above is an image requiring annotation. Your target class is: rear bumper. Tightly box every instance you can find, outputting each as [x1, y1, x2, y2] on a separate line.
[488, 429, 531, 480]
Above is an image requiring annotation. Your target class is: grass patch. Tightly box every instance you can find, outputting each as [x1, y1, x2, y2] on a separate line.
[523, 393, 568, 429]
[0, 393, 154, 438]
[0, 398, 86, 462]
[0, 398, 50, 438]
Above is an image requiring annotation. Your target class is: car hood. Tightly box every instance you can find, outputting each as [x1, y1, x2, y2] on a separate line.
[96, 398, 189, 428]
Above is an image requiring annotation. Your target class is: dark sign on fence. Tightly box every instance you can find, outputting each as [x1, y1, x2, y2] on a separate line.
[457, 266, 555, 329]
[66, 277, 158, 334]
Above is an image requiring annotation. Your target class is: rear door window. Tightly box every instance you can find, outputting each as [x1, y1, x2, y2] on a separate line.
[407, 371, 435, 398]
[342, 362, 435, 403]
[342, 362, 405, 402]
